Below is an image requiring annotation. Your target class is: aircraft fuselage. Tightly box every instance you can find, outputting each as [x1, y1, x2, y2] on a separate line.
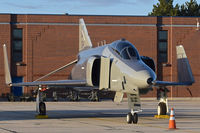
[71, 40, 156, 94]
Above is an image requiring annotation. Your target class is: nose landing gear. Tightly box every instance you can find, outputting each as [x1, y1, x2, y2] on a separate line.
[127, 112, 138, 124]
[126, 92, 141, 124]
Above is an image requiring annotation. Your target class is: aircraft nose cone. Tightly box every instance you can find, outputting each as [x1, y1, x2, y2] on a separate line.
[147, 77, 153, 85]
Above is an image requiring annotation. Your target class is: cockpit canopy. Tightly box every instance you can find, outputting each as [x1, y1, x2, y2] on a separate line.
[110, 40, 140, 60]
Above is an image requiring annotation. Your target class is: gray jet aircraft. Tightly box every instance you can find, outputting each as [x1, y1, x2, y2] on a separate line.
[3, 18, 194, 124]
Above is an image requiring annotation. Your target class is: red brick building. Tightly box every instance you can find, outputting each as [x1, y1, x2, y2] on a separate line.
[0, 14, 199, 97]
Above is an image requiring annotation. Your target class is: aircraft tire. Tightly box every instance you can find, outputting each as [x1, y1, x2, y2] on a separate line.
[69, 91, 79, 101]
[126, 112, 133, 124]
[132, 113, 138, 124]
[158, 102, 166, 115]
[39, 102, 46, 115]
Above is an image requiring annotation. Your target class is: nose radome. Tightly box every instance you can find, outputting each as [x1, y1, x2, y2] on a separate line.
[147, 77, 153, 85]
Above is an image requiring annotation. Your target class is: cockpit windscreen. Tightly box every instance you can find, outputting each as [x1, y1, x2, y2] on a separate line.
[111, 41, 140, 60]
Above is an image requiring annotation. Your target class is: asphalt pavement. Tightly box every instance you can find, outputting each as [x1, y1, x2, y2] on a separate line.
[0, 99, 199, 133]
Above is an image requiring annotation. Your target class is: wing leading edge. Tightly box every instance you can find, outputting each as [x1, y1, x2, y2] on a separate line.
[152, 81, 193, 87]
[10, 80, 87, 87]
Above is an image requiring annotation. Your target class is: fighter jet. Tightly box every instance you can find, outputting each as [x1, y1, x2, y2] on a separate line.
[3, 18, 194, 124]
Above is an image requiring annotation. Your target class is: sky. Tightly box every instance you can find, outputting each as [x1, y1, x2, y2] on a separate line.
[0, 0, 198, 16]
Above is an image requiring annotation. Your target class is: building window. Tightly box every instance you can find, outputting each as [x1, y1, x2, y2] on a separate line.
[12, 29, 23, 62]
[158, 31, 168, 63]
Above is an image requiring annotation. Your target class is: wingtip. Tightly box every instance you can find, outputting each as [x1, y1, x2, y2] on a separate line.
[176, 45, 187, 59]
[3, 43, 12, 85]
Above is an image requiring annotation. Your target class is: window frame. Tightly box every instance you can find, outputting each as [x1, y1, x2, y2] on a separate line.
[12, 28, 23, 62]
[158, 30, 168, 63]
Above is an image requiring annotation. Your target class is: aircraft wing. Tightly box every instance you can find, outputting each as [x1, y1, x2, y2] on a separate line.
[152, 81, 193, 87]
[3, 44, 87, 88]
[152, 45, 194, 87]
[10, 80, 87, 87]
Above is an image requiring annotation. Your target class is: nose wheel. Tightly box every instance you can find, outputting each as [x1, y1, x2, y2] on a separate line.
[126, 112, 138, 124]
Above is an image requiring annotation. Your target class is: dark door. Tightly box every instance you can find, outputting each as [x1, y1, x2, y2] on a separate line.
[11, 77, 23, 96]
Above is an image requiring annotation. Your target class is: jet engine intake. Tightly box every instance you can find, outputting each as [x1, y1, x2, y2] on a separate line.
[141, 56, 155, 72]
[86, 56, 111, 90]
[86, 57, 101, 86]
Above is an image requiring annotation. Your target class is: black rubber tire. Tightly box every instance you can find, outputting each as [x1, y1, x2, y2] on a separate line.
[158, 102, 167, 115]
[132, 113, 138, 124]
[70, 91, 79, 101]
[39, 102, 46, 115]
[127, 112, 133, 124]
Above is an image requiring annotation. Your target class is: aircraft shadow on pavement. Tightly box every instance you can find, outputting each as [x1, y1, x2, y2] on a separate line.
[0, 109, 198, 121]
[0, 109, 156, 121]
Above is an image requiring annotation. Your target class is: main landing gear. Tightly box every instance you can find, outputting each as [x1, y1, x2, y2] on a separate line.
[126, 111, 138, 124]
[157, 87, 169, 115]
[36, 87, 47, 116]
[39, 102, 46, 115]
[158, 102, 167, 115]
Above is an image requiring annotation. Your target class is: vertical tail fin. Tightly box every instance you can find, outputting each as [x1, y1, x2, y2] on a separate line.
[3, 44, 12, 86]
[79, 18, 92, 51]
[176, 45, 194, 84]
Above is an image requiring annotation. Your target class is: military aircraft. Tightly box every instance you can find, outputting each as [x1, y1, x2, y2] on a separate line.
[3, 18, 194, 124]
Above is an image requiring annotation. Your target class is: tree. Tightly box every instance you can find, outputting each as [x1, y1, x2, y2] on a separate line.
[149, 0, 178, 16]
[149, 0, 200, 16]
[177, 0, 200, 16]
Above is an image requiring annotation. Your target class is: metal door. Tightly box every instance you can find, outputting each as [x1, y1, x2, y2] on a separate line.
[11, 77, 23, 96]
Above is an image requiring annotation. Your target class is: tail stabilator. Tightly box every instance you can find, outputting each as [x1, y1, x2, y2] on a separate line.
[79, 18, 92, 51]
[3, 44, 12, 86]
